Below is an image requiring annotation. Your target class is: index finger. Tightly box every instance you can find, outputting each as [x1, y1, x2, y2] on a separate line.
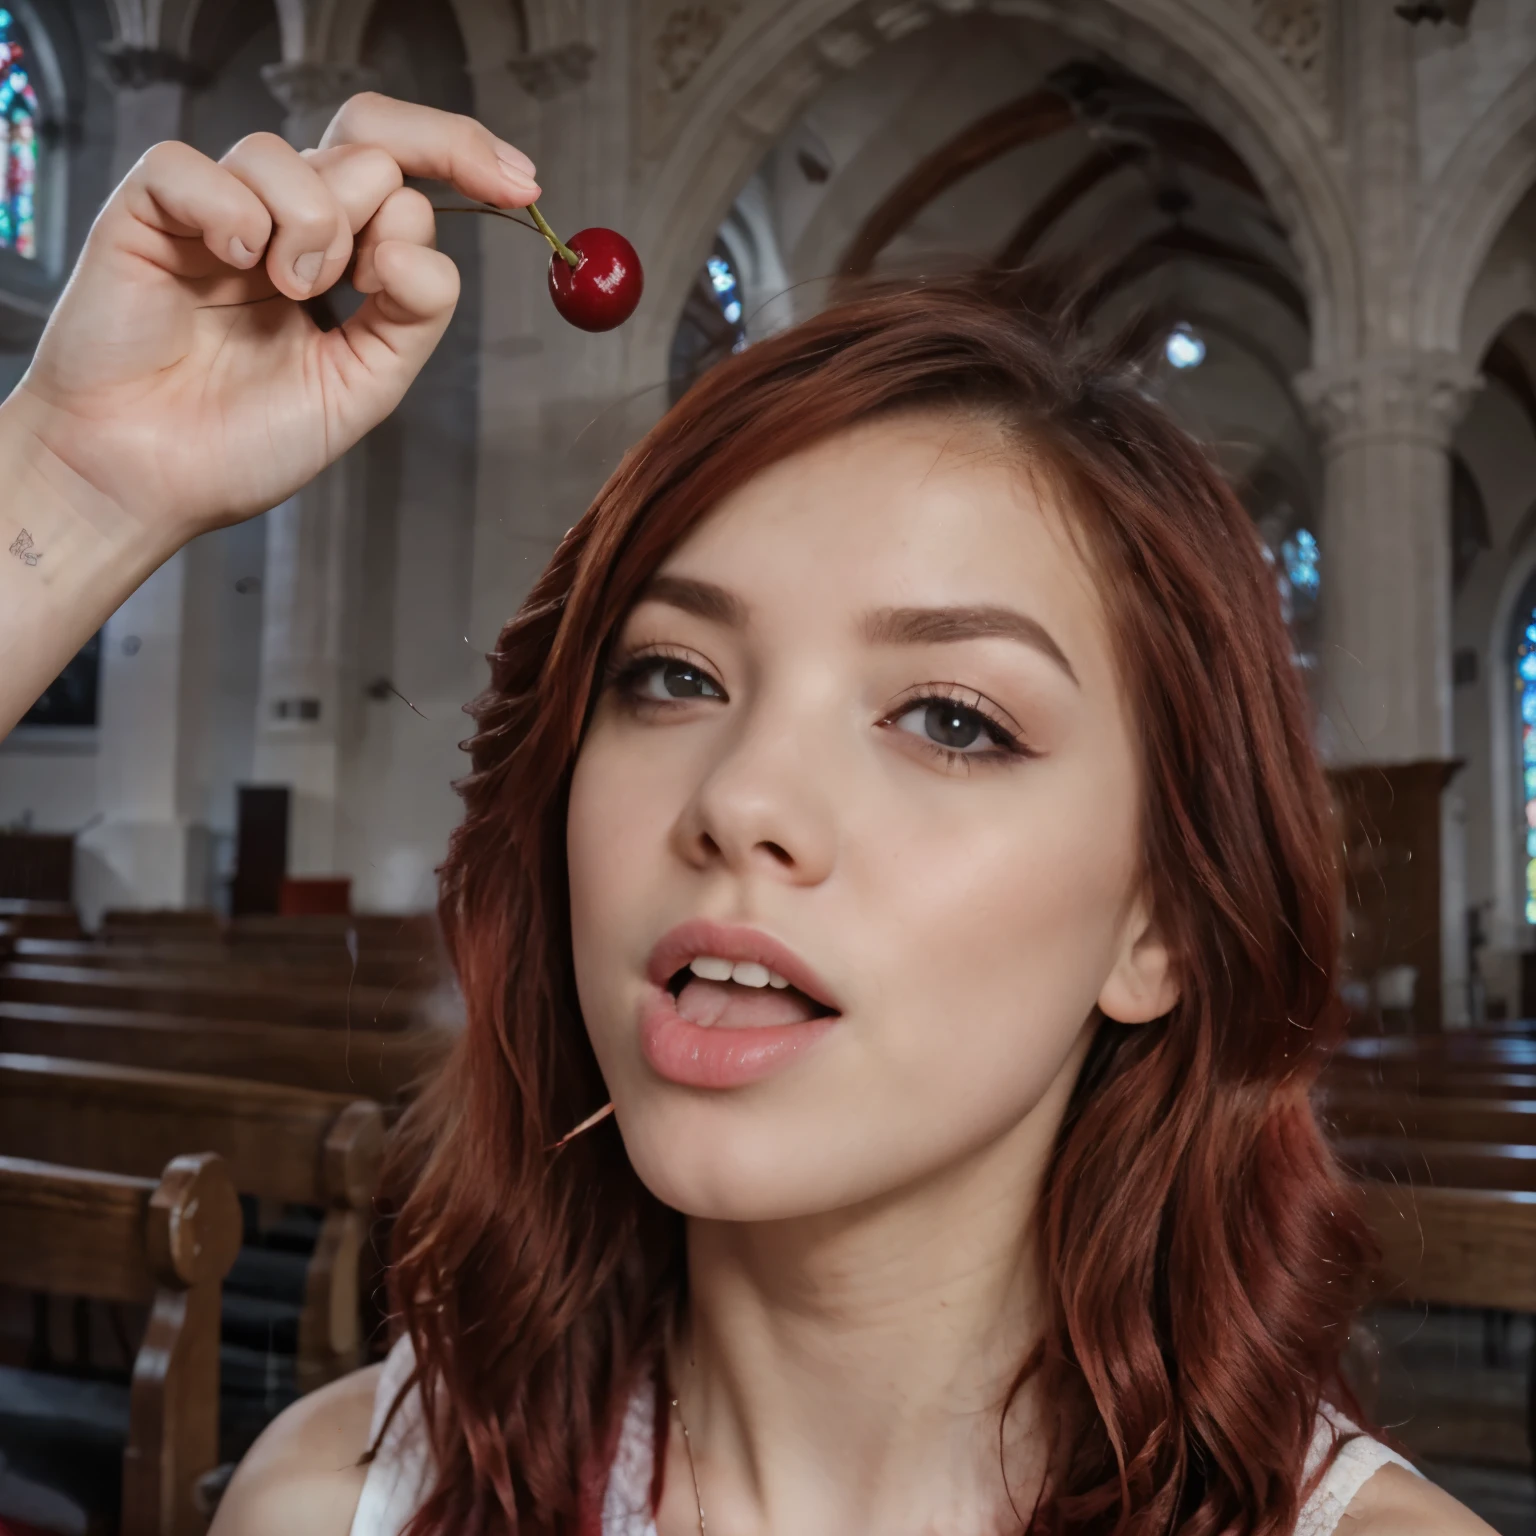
[317, 93, 539, 210]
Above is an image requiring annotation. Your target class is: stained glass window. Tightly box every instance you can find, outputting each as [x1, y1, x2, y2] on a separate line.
[706, 251, 748, 351]
[1263, 525, 1320, 635]
[1516, 610, 1536, 923]
[668, 240, 747, 401]
[0, 9, 38, 259]
[1164, 323, 1205, 370]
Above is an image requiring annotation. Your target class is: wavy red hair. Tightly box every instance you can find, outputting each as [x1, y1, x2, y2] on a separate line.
[382, 273, 1373, 1536]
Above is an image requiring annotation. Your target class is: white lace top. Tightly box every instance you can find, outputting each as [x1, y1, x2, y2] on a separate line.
[349, 1336, 1418, 1536]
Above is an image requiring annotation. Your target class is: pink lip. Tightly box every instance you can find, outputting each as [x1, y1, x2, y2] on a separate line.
[640, 919, 841, 1090]
[646, 919, 840, 1010]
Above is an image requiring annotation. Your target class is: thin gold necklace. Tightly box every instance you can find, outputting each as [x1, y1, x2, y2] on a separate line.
[668, 1391, 707, 1534]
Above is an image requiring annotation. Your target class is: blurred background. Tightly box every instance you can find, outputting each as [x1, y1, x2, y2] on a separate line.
[1, 0, 1535, 1533]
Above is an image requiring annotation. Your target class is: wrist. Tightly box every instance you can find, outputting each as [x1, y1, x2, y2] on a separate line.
[0, 389, 184, 581]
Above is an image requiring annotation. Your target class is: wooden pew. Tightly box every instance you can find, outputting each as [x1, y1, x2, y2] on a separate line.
[228, 913, 437, 951]
[0, 1152, 241, 1536]
[1338, 1136, 1536, 1191]
[1323, 1091, 1536, 1145]
[0, 899, 81, 940]
[10, 937, 440, 992]
[0, 1053, 384, 1391]
[0, 999, 446, 1102]
[1362, 1181, 1536, 1312]
[0, 960, 421, 1032]
[1338, 1036, 1536, 1068]
[99, 909, 223, 943]
[1328, 1063, 1536, 1100]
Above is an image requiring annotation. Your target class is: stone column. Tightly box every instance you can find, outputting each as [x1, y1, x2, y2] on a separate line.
[100, 46, 204, 179]
[1298, 352, 1479, 1030]
[1298, 353, 1478, 764]
[246, 63, 378, 883]
[260, 62, 379, 153]
[77, 48, 215, 918]
[1294, 7, 1482, 1031]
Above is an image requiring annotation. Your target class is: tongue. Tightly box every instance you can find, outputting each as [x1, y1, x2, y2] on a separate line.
[675, 977, 822, 1030]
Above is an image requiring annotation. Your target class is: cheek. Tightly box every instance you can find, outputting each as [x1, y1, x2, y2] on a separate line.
[856, 757, 1139, 1093]
[566, 729, 686, 1035]
[566, 740, 644, 1017]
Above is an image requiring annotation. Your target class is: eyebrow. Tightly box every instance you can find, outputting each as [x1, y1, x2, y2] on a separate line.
[635, 574, 749, 628]
[635, 576, 1078, 687]
[864, 605, 1079, 686]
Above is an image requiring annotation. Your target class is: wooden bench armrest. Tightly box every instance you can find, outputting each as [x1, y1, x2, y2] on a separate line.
[322, 1100, 385, 1212]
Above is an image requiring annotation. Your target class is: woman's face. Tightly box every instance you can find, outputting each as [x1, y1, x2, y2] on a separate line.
[567, 412, 1175, 1221]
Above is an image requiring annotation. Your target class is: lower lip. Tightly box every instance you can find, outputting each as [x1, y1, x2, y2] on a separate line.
[638, 985, 839, 1090]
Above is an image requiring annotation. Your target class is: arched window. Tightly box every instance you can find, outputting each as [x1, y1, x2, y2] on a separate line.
[1514, 601, 1536, 923]
[667, 240, 748, 402]
[0, 8, 39, 259]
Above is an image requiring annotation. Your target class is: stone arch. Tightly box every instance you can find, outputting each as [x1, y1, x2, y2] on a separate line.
[315, 0, 517, 68]
[625, 0, 1356, 392]
[1415, 56, 1536, 359]
[166, 0, 515, 67]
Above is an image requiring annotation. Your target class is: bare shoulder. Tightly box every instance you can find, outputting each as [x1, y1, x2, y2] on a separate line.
[1339, 1463, 1498, 1535]
[209, 1364, 383, 1536]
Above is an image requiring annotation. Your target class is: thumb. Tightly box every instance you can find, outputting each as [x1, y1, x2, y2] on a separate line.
[326, 239, 460, 434]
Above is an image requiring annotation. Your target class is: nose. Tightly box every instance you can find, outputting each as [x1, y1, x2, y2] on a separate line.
[672, 688, 838, 886]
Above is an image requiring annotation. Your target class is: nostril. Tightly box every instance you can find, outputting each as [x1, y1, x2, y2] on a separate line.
[759, 840, 793, 867]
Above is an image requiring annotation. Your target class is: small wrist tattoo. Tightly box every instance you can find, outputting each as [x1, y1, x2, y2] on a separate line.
[8, 529, 40, 567]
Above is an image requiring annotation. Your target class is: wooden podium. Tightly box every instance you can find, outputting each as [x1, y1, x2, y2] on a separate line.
[1330, 759, 1460, 1035]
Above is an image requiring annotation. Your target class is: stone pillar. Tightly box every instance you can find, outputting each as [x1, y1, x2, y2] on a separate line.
[248, 63, 377, 884]
[1298, 353, 1478, 764]
[465, 24, 644, 652]
[77, 49, 215, 917]
[1296, 8, 1482, 1031]
[1298, 353, 1479, 1030]
[100, 46, 204, 179]
[259, 62, 379, 153]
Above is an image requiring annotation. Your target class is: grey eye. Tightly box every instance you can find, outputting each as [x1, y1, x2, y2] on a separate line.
[894, 699, 988, 752]
[637, 658, 722, 700]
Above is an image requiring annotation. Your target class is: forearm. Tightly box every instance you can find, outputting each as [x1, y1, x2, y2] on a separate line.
[0, 393, 182, 738]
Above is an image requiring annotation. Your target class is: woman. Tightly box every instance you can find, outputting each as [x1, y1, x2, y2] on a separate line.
[0, 96, 1488, 1536]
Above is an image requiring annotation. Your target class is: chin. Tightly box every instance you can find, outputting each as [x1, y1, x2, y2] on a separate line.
[614, 1093, 883, 1222]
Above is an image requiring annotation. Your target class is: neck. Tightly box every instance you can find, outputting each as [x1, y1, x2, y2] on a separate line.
[665, 1094, 1070, 1536]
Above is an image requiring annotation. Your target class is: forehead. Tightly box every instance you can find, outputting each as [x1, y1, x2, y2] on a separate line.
[656, 412, 1111, 663]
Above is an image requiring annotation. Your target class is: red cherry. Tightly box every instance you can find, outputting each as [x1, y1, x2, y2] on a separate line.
[547, 227, 643, 332]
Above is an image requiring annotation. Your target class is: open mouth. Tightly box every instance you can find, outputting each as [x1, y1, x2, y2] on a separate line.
[666, 956, 839, 1030]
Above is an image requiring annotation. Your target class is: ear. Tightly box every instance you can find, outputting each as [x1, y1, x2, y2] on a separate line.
[1097, 893, 1179, 1025]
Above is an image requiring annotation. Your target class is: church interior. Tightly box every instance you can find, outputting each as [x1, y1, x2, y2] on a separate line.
[2, 0, 1536, 1530]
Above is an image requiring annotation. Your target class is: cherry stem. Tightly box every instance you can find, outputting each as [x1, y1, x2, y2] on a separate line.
[527, 202, 581, 268]
[430, 203, 543, 237]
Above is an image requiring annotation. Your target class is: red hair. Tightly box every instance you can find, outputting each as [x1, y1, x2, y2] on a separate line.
[383, 273, 1373, 1535]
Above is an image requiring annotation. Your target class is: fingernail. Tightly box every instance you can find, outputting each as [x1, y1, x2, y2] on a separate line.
[496, 143, 536, 178]
[498, 171, 541, 205]
[229, 236, 257, 268]
[497, 155, 539, 189]
[293, 250, 324, 288]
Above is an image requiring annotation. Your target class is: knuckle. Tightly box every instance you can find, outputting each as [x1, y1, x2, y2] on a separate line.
[389, 185, 433, 221]
[354, 144, 403, 184]
[224, 130, 288, 163]
[330, 90, 383, 128]
[137, 139, 197, 176]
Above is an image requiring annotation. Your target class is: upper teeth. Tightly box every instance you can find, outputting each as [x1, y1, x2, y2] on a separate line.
[689, 956, 789, 989]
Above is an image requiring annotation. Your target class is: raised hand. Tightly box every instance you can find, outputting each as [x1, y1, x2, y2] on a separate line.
[15, 94, 537, 539]
[0, 95, 537, 735]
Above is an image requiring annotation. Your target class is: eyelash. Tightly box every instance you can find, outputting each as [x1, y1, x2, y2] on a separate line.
[882, 682, 1034, 768]
[604, 647, 1036, 769]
